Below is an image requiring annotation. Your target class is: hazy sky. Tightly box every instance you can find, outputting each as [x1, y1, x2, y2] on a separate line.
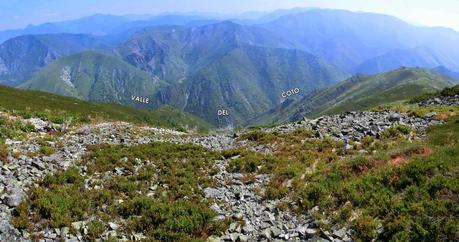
[1, 0, 459, 31]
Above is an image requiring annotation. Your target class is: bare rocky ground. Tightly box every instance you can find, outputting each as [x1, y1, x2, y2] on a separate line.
[418, 94, 459, 107]
[265, 111, 443, 141]
[0, 97, 455, 241]
[205, 160, 352, 242]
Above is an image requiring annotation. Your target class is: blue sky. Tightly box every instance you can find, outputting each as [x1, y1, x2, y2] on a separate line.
[1, 0, 459, 31]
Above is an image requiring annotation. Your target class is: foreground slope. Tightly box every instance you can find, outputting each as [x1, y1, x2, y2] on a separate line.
[252, 67, 457, 125]
[0, 84, 212, 130]
[2, 85, 457, 241]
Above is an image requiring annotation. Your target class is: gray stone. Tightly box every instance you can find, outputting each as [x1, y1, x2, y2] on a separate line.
[242, 224, 255, 233]
[132, 233, 146, 241]
[108, 222, 119, 230]
[305, 228, 318, 236]
[309, 236, 329, 242]
[296, 226, 307, 235]
[213, 215, 226, 221]
[333, 228, 348, 238]
[105, 230, 117, 238]
[238, 234, 248, 241]
[0, 220, 11, 233]
[229, 233, 240, 242]
[32, 160, 46, 171]
[5, 187, 25, 207]
[203, 187, 222, 198]
[61, 227, 70, 236]
[424, 112, 437, 118]
[27, 118, 49, 131]
[228, 222, 239, 232]
[262, 228, 272, 239]
[271, 227, 282, 237]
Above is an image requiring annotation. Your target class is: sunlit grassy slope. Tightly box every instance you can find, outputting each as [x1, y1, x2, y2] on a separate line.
[0, 84, 213, 131]
[251, 67, 457, 126]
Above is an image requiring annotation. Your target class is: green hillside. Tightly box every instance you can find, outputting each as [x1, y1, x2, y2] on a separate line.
[0, 84, 213, 131]
[152, 44, 346, 127]
[119, 22, 347, 127]
[20, 22, 346, 127]
[21, 51, 165, 109]
[252, 67, 457, 125]
[0, 34, 111, 86]
[118, 22, 296, 83]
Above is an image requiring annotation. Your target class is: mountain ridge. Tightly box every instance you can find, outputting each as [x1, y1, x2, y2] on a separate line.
[250, 67, 458, 125]
[20, 51, 165, 109]
[0, 33, 112, 86]
[260, 9, 459, 73]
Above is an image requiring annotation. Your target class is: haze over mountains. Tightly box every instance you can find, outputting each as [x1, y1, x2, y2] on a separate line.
[261, 9, 459, 73]
[1, 8, 459, 127]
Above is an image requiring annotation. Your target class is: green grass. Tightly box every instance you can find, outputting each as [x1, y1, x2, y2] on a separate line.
[374, 103, 459, 120]
[39, 145, 57, 156]
[320, 83, 439, 117]
[0, 84, 213, 131]
[0, 115, 36, 144]
[313, 67, 456, 118]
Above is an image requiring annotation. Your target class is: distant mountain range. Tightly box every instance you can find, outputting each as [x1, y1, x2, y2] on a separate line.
[260, 9, 459, 73]
[433, 66, 459, 80]
[1, 8, 459, 127]
[0, 14, 221, 43]
[0, 34, 112, 86]
[251, 67, 458, 125]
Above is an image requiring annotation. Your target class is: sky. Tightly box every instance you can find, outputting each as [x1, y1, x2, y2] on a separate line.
[1, 0, 459, 31]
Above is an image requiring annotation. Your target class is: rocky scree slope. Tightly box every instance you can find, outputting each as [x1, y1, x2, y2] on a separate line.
[0, 96, 456, 241]
[0, 115, 233, 241]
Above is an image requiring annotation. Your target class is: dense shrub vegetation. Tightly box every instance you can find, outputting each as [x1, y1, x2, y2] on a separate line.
[440, 84, 459, 96]
[13, 142, 227, 241]
[410, 84, 459, 103]
[0, 116, 36, 144]
[232, 117, 459, 241]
